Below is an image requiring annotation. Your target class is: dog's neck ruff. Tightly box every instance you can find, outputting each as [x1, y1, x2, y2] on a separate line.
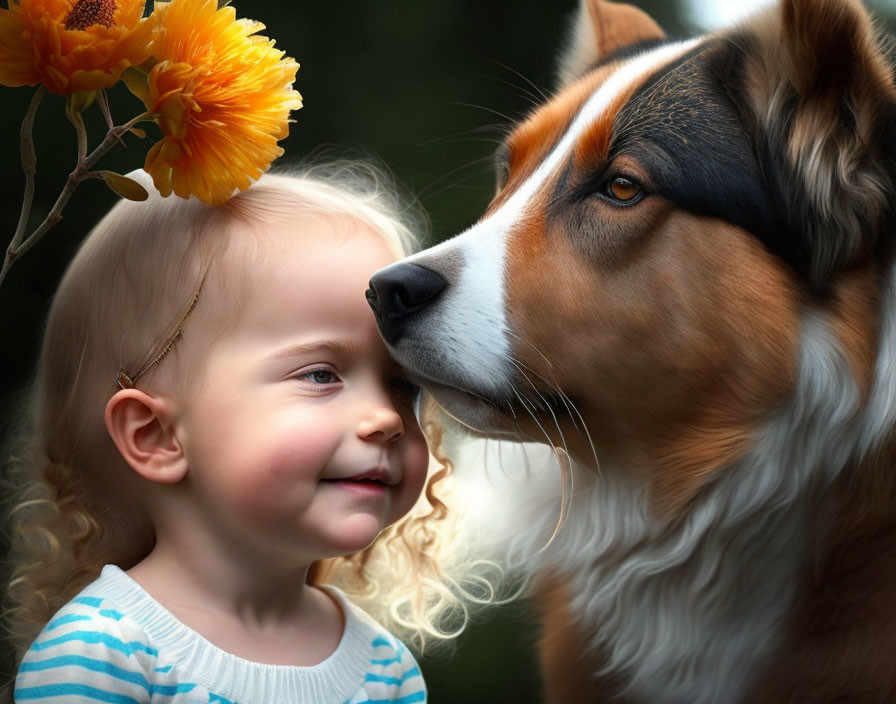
[454, 263, 896, 703]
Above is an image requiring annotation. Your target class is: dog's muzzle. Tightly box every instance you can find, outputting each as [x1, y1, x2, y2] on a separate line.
[366, 263, 447, 344]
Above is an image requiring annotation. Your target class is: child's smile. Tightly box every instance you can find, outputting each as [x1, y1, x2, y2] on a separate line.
[322, 466, 397, 495]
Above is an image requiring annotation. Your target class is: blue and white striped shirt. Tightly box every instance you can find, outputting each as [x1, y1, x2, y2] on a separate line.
[15, 565, 426, 703]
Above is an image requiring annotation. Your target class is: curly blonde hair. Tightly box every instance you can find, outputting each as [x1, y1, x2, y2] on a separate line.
[1, 162, 491, 679]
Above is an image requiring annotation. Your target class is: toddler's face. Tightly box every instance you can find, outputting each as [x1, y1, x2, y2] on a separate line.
[176, 221, 430, 561]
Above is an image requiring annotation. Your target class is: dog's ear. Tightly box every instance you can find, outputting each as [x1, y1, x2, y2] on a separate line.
[557, 0, 665, 88]
[743, 0, 896, 291]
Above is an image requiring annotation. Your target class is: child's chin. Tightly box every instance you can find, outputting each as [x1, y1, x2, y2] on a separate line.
[326, 513, 388, 554]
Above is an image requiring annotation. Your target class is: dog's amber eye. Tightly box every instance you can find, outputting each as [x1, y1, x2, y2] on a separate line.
[607, 176, 642, 203]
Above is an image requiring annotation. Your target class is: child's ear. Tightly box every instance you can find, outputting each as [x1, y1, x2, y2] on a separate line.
[105, 389, 189, 484]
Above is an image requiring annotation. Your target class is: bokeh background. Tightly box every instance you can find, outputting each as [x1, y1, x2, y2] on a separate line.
[2, 0, 895, 700]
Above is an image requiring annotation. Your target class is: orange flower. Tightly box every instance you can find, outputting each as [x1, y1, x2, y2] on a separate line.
[142, 0, 301, 205]
[0, 0, 154, 95]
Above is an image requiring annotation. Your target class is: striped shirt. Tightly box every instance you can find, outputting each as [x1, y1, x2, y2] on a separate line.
[15, 565, 426, 703]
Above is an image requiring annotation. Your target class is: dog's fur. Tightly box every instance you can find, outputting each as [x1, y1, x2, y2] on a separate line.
[367, 1, 896, 701]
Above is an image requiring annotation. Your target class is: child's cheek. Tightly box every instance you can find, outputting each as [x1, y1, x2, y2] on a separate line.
[208, 425, 332, 526]
[245, 448, 327, 506]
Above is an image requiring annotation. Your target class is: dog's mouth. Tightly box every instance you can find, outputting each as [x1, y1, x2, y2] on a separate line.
[403, 370, 516, 435]
[408, 368, 569, 441]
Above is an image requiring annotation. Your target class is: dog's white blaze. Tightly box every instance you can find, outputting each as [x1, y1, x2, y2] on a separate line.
[446, 230, 512, 397]
[398, 39, 703, 392]
[388, 228, 512, 398]
[486, 37, 702, 230]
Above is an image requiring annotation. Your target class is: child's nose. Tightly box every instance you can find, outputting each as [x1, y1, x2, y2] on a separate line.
[357, 405, 405, 444]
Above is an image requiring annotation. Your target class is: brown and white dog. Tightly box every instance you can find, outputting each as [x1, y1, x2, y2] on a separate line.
[367, 0, 896, 701]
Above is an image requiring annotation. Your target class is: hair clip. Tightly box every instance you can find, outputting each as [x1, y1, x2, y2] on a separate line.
[116, 371, 135, 390]
[114, 272, 208, 391]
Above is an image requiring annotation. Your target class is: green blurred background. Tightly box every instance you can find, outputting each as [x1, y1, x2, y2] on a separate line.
[1, 0, 895, 700]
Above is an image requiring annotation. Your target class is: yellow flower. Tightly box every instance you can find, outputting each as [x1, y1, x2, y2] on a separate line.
[0, 0, 154, 95]
[142, 0, 302, 206]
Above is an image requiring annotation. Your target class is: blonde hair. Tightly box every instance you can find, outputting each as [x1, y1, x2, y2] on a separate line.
[1, 162, 486, 674]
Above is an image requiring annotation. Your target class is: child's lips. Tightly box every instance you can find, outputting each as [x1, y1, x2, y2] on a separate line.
[325, 477, 390, 496]
[322, 468, 397, 494]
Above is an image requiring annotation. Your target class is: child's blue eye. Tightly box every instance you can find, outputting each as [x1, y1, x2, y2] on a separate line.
[297, 369, 339, 385]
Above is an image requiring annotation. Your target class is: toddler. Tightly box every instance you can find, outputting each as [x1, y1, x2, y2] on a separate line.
[5, 165, 449, 702]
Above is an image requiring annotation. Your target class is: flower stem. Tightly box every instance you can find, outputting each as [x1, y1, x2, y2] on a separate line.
[0, 110, 154, 288]
[67, 104, 89, 165]
[97, 89, 114, 131]
[1, 86, 46, 287]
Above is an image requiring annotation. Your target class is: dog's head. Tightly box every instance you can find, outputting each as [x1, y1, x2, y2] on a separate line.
[368, 0, 896, 508]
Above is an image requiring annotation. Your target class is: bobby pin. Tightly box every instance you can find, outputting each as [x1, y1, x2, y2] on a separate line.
[116, 272, 209, 390]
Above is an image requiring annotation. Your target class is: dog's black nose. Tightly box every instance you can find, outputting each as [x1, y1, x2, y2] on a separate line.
[367, 263, 447, 344]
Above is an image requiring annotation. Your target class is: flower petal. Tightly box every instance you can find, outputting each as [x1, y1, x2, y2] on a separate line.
[0, 0, 155, 94]
[143, 0, 301, 205]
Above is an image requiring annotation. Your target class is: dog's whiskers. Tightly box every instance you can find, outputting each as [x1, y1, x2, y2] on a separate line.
[510, 360, 577, 504]
[487, 59, 551, 103]
[416, 156, 497, 200]
[450, 102, 519, 124]
[510, 384, 572, 555]
[415, 123, 509, 149]
[505, 332, 601, 477]
[485, 74, 547, 111]
[418, 166, 504, 202]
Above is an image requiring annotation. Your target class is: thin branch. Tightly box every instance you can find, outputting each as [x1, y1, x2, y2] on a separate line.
[97, 90, 129, 147]
[10, 88, 45, 249]
[18, 111, 153, 256]
[97, 89, 114, 130]
[1, 86, 46, 287]
[67, 105, 88, 165]
[0, 110, 154, 287]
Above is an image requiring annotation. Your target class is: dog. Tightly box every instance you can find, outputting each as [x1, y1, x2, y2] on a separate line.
[367, 0, 896, 701]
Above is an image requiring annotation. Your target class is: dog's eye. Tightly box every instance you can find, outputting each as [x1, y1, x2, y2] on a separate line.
[605, 176, 643, 205]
